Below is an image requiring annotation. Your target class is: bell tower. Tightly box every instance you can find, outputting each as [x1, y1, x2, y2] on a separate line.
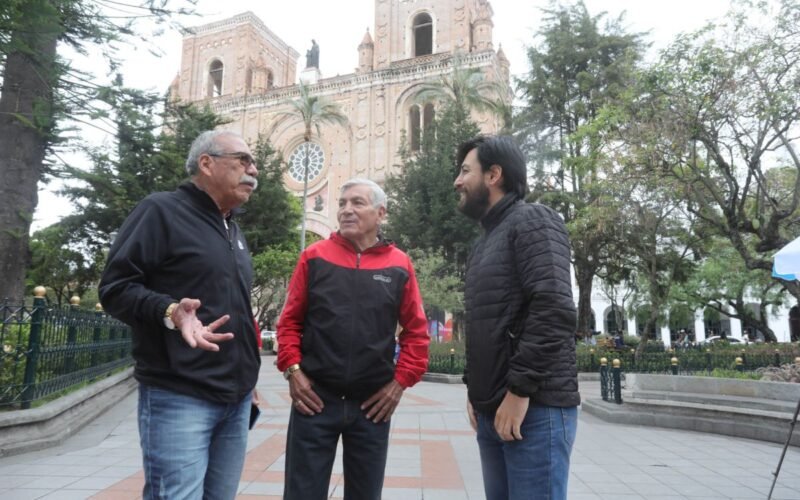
[371, 0, 497, 69]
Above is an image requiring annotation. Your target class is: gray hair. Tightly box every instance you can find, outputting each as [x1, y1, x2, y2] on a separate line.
[340, 178, 386, 209]
[185, 130, 242, 175]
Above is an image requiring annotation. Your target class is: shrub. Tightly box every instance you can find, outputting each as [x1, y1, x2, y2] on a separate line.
[757, 363, 800, 383]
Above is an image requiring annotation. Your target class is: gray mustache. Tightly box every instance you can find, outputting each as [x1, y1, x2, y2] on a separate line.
[240, 174, 258, 190]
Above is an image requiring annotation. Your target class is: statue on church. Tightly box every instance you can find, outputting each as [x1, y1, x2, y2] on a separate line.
[305, 39, 319, 69]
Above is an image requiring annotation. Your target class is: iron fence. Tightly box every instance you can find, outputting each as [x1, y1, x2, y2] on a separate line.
[0, 292, 133, 410]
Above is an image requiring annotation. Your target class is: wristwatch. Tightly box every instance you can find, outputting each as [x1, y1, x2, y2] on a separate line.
[163, 302, 179, 330]
[284, 364, 301, 380]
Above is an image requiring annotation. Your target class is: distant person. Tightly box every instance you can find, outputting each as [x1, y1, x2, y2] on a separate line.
[277, 178, 430, 499]
[99, 130, 261, 499]
[454, 135, 579, 500]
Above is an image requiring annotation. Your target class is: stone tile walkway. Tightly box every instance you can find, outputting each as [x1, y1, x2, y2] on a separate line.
[0, 356, 798, 499]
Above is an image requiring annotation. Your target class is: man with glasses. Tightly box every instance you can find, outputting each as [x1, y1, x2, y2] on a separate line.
[100, 130, 261, 499]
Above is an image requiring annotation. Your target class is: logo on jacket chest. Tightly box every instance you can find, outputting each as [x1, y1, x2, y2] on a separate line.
[373, 274, 392, 284]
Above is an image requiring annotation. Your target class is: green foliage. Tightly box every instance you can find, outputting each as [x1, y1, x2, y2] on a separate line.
[407, 249, 464, 315]
[25, 216, 100, 307]
[622, 0, 800, 307]
[251, 243, 301, 329]
[61, 90, 228, 255]
[414, 57, 511, 130]
[385, 102, 480, 274]
[515, 1, 645, 336]
[237, 135, 301, 255]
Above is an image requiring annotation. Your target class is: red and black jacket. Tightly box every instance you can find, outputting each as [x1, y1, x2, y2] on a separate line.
[277, 232, 429, 399]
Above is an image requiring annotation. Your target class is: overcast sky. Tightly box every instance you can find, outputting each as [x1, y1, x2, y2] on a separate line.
[33, 0, 734, 230]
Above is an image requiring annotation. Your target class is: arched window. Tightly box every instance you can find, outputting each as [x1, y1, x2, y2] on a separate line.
[245, 68, 253, 94]
[423, 103, 435, 129]
[605, 306, 625, 335]
[208, 60, 223, 97]
[413, 13, 433, 57]
[266, 69, 274, 90]
[409, 105, 421, 152]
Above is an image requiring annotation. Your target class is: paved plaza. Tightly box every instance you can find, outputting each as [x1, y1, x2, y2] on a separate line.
[1, 355, 799, 499]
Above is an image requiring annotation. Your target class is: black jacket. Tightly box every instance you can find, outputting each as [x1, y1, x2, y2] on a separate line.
[99, 183, 260, 404]
[464, 194, 580, 413]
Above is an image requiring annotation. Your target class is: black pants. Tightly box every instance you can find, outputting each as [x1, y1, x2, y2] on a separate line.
[283, 385, 391, 500]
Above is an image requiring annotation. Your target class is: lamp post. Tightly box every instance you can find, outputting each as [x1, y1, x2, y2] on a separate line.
[300, 141, 310, 251]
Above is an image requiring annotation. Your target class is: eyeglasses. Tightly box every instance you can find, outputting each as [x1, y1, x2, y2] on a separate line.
[207, 152, 257, 167]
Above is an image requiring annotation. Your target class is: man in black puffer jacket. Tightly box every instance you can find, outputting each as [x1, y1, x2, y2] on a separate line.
[454, 135, 579, 500]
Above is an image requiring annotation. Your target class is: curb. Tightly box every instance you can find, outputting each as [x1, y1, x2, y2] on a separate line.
[0, 368, 136, 457]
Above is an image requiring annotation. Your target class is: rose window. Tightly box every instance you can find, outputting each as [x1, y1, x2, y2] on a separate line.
[288, 142, 325, 183]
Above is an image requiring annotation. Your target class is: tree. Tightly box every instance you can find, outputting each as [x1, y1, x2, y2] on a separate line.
[385, 102, 480, 275]
[407, 248, 464, 317]
[237, 135, 301, 255]
[414, 57, 511, 130]
[25, 215, 99, 307]
[61, 91, 227, 256]
[625, 0, 800, 304]
[251, 243, 299, 330]
[0, 0, 193, 301]
[271, 80, 348, 250]
[515, 1, 645, 338]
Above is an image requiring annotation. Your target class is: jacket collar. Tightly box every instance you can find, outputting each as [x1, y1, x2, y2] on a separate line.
[330, 231, 393, 254]
[480, 193, 522, 231]
[178, 182, 242, 220]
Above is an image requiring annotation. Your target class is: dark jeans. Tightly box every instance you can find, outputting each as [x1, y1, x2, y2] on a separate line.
[283, 385, 391, 500]
[477, 405, 578, 500]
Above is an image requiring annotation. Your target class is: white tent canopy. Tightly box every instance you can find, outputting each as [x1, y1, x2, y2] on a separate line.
[772, 236, 800, 280]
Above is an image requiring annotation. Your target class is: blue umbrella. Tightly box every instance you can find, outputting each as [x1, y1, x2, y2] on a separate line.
[772, 236, 800, 280]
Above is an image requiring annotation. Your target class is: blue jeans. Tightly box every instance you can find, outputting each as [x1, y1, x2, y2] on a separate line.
[476, 404, 577, 500]
[138, 383, 252, 500]
[283, 385, 390, 500]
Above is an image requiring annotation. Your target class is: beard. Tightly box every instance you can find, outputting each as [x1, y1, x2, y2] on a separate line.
[457, 183, 490, 220]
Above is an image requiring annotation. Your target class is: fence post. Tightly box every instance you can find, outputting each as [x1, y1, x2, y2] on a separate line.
[590, 349, 595, 371]
[449, 348, 455, 373]
[629, 348, 636, 371]
[774, 349, 781, 367]
[65, 295, 80, 374]
[670, 356, 678, 375]
[740, 349, 747, 368]
[612, 358, 622, 404]
[705, 349, 712, 373]
[735, 356, 743, 372]
[91, 303, 103, 367]
[22, 286, 47, 409]
[600, 357, 608, 401]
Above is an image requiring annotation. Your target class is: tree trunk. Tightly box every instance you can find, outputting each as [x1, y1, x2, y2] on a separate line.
[0, 2, 60, 302]
[574, 264, 594, 342]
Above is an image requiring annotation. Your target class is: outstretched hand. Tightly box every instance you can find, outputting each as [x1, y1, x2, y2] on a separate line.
[172, 298, 234, 351]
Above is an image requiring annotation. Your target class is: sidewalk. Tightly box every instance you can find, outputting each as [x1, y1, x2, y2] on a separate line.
[0, 356, 798, 499]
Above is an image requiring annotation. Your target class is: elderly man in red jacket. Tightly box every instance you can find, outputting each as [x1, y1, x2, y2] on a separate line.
[277, 177, 429, 500]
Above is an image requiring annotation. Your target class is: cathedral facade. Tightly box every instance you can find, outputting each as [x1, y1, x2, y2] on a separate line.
[170, 0, 510, 237]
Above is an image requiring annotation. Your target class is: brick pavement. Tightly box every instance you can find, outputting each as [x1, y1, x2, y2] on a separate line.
[1, 355, 799, 499]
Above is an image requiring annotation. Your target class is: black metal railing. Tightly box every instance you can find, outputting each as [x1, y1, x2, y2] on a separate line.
[1, 291, 133, 410]
[600, 358, 623, 404]
[427, 349, 465, 375]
